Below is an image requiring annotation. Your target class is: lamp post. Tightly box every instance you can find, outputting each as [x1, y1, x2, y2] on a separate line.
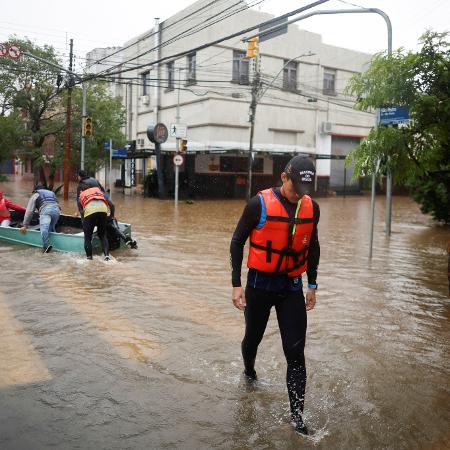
[247, 7, 392, 256]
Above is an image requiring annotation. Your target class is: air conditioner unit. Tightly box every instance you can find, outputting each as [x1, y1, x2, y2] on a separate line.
[321, 121, 333, 134]
[136, 138, 145, 148]
[140, 95, 150, 105]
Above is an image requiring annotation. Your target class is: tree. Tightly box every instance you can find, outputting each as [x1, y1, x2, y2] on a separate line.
[0, 37, 65, 185]
[71, 82, 126, 175]
[0, 37, 126, 189]
[346, 31, 450, 224]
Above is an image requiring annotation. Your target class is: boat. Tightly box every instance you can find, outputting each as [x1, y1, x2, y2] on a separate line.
[0, 210, 134, 253]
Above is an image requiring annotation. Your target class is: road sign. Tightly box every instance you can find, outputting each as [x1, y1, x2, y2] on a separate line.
[169, 123, 187, 138]
[8, 45, 21, 59]
[0, 43, 7, 57]
[173, 154, 184, 166]
[379, 106, 409, 126]
[147, 123, 168, 143]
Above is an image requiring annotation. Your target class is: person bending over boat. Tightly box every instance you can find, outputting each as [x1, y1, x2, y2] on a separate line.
[76, 171, 111, 261]
[0, 191, 26, 227]
[20, 185, 61, 253]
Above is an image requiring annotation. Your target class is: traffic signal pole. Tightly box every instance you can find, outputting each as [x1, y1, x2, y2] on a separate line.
[246, 40, 260, 202]
[63, 39, 74, 201]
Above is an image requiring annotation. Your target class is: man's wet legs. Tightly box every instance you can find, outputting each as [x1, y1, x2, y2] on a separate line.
[275, 290, 308, 433]
[241, 287, 272, 380]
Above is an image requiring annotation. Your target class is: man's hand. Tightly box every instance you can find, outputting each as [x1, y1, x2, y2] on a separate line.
[305, 288, 317, 311]
[232, 286, 246, 311]
[19, 226, 27, 234]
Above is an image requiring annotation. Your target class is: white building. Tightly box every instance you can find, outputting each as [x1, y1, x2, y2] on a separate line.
[86, 0, 376, 198]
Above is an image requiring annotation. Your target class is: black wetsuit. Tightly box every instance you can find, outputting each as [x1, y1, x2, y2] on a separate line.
[230, 187, 320, 424]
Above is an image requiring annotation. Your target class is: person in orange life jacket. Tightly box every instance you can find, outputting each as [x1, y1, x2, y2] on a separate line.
[230, 155, 320, 435]
[20, 185, 61, 253]
[0, 191, 26, 227]
[76, 170, 111, 261]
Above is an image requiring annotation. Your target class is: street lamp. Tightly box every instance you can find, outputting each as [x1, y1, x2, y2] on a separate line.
[246, 7, 393, 254]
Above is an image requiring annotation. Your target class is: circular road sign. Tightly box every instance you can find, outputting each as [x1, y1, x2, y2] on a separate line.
[8, 45, 21, 59]
[173, 154, 184, 166]
[0, 43, 7, 57]
[147, 123, 168, 144]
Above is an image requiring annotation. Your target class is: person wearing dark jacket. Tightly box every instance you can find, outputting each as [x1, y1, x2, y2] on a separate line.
[76, 170, 110, 260]
[230, 155, 320, 435]
[20, 185, 61, 253]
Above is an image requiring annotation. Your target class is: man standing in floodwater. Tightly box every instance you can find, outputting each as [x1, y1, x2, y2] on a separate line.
[230, 155, 320, 435]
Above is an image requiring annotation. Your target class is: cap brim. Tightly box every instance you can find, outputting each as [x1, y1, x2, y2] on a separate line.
[293, 181, 312, 196]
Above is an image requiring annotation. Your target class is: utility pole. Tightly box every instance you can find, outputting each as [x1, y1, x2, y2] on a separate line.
[80, 82, 87, 170]
[175, 67, 182, 204]
[63, 39, 74, 200]
[246, 43, 261, 202]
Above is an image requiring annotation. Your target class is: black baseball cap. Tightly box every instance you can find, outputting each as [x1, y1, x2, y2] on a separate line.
[284, 155, 316, 196]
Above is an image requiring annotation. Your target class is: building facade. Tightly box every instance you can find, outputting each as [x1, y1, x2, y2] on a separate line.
[86, 0, 376, 198]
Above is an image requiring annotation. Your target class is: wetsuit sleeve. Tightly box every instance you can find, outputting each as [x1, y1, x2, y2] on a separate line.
[230, 196, 261, 287]
[306, 201, 320, 286]
[23, 193, 39, 226]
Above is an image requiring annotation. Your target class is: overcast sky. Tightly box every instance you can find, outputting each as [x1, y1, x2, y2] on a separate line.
[1, 0, 448, 67]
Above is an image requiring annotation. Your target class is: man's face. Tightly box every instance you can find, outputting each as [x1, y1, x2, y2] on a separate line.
[281, 172, 301, 204]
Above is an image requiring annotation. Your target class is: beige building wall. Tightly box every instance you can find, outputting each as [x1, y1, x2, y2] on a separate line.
[86, 0, 377, 180]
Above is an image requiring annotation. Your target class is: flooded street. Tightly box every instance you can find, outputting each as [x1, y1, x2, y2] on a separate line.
[0, 177, 449, 450]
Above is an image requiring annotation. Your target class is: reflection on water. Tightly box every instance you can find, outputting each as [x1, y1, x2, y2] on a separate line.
[0, 177, 449, 450]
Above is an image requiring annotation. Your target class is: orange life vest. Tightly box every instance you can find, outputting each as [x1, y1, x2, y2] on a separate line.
[247, 189, 314, 277]
[79, 187, 107, 209]
[0, 198, 10, 219]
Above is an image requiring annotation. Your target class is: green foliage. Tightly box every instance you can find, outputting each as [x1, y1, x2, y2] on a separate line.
[0, 113, 24, 163]
[71, 82, 126, 174]
[0, 37, 126, 185]
[346, 31, 450, 224]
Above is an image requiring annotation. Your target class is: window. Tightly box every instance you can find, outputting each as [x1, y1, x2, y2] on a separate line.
[186, 53, 196, 85]
[142, 71, 151, 95]
[166, 62, 174, 90]
[323, 68, 336, 95]
[283, 60, 298, 91]
[232, 51, 249, 85]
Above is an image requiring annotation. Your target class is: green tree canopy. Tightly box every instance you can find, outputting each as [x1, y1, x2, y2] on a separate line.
[346, 31, 450, 224]
[0, 37, 126, 188]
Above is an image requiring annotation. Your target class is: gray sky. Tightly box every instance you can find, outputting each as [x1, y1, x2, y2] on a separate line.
[1, 0, 448, 67]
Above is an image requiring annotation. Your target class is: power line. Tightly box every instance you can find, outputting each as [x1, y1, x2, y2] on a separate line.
[86, 0, 330, 80]
[94, 0, 263, 78]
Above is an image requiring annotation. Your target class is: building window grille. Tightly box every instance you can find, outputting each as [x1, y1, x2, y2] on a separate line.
[142, 71, 151, 95]
[323, 68, 336, 95]
[232, 51, 249, 85]
[186, 53, 196, 85]
[283, 60, 298, 91]
[167, 62, 174, 90]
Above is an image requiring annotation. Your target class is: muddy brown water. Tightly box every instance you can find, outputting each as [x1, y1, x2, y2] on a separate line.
[0, 177, 449, 450]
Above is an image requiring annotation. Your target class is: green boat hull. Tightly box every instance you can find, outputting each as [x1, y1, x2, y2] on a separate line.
[0, 213, 132, 253]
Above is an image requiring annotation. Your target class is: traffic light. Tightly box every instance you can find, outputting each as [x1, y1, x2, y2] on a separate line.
[178, 138, 188, 154]
[85, 116, 93, 137]
[246, 37, 259, 59]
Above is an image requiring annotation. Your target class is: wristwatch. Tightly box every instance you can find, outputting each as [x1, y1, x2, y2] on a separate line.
[307, 283, 318, 290]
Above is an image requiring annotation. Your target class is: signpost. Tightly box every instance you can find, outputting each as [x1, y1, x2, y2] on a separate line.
[169, 123, 188, 138]
[173, 154, 184, 203]
[147, 123, 168, 199]
[379, 107, 409, 126]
